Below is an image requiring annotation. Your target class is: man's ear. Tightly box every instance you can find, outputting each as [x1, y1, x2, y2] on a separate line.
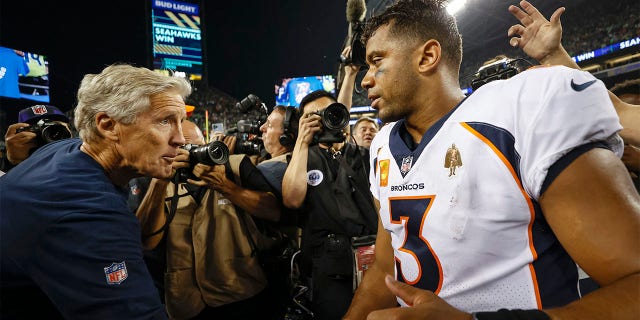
[95, 112, 119, 142]
[417, 39, 441, 73]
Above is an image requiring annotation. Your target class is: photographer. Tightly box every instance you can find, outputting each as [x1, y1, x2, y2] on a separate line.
[1, 104, 71, 172]
[257, 105, 299, 193]
[135, 119, 282, 319]
[282, 90, 378, 320]
[232, 93, 268, 162]
[256, 105, 305, 317]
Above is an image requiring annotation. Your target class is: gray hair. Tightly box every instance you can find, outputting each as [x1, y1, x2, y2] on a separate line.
[73, 64, 192, 142]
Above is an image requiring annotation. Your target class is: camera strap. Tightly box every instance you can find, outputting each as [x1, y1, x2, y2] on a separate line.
[225, 155, 261, 257]
[337, 147, 377, 233]
[143, 175, 185, 238]
[185, 183, 207, 206]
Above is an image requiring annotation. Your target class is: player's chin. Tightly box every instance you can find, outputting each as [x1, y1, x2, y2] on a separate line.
[378, 112, 396, 123]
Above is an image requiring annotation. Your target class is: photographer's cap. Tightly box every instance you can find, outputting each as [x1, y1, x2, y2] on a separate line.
[18, 105, 69, 125]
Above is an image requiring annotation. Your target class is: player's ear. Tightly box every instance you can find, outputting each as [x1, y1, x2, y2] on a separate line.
[417, 39, 441, 73]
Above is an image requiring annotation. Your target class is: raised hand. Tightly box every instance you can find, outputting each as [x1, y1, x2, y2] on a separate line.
[507, 0, 565, 64]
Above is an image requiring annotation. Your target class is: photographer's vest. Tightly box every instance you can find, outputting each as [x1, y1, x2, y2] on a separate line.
[164, 154, 267, 320]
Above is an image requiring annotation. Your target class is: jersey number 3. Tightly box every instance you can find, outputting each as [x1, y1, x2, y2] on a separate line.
[389, 195, 443, 293]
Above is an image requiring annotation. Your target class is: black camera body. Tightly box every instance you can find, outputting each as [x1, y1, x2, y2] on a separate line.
[471, 58, 521, 91]
[236, 94, 266, 114]
[234, 118, 265, 156]
[232, 94, 268, 156]
[16, 119, 71, 145]
[312, 103, 350, 144]
[175, 141, 230, 183]
[339, 22, 367, 67]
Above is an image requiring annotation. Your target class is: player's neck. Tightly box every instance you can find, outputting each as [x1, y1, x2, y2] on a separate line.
[406, 94, 464, 143]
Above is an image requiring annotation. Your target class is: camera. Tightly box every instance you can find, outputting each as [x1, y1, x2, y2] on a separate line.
[471, 58, 523, 91]
[312, 102, 350, 144]
[231, 93, 268, 156]
[175, 141, 230, 183]
[16, 119, 72, 145]
[234, 119, 264, 156]
[236, 94, 266, 113]
[235, 132, 263, 155]
[339, 22, 367, 67]
[236, 118, 263, 134]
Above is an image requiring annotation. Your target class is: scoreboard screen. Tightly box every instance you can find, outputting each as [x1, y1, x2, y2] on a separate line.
[0, 46, 50, 103]
[151, 0, 202, 80]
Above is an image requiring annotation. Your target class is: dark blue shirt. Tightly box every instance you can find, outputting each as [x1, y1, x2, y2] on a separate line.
[0, 138, 167, 319]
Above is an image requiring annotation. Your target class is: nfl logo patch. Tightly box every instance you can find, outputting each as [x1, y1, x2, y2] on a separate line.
[104, 261, 128, 285]
[400, 155, 413, 175]
[130, 184, 140, 196]
[32, 105, 48, 115]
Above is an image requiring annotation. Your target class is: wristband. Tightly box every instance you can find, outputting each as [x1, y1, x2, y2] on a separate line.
[472, 309, 550, 320]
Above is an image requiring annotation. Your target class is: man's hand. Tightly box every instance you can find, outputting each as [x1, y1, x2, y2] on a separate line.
[173, 148, 191, 170]
[211, 133, 236, 155]
[365, 275, 471, 320]
[342, 46, 361, 76]
[297, 112, 323, 146]
[5, 123, 38, 165]
[507, 0, 565, 64]
[222, 135, 236, 155]
[189, 163, 228, 192]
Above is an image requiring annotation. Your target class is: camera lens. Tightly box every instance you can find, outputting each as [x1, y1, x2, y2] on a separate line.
[236, 120, 262, 134]
[236, 94, 263, 113]
[190, 141, 229, 165]
[41, 124, 72, 143]
[321, 103, 350, 131]
[236, 140, 263, 155]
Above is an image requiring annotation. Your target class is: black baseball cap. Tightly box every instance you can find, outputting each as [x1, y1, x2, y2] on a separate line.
[18, 105, 69, 125]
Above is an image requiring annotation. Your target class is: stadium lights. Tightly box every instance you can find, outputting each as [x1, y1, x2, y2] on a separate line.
[446, 0, 467, 15]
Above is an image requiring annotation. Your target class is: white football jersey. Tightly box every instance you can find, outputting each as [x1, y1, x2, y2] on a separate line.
[369, 65, 622, 312]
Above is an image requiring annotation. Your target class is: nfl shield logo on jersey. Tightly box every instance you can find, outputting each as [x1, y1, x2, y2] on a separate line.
[400, 155, 413, 175]
[104, 261, 128, 285]
[130, 184, 141, 196]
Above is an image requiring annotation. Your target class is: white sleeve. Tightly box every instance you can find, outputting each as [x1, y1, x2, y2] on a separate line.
[516, 66, 623, 200]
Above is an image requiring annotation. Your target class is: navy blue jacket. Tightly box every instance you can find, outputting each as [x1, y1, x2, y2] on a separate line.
[0, 138, 166, 319]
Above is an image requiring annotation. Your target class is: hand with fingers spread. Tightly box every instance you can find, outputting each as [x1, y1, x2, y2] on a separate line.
[507, 0, 567, 66]
[365, 275, 471, 320]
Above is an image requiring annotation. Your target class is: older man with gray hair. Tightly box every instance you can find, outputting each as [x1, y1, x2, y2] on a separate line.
[0, 63, 191, 319]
